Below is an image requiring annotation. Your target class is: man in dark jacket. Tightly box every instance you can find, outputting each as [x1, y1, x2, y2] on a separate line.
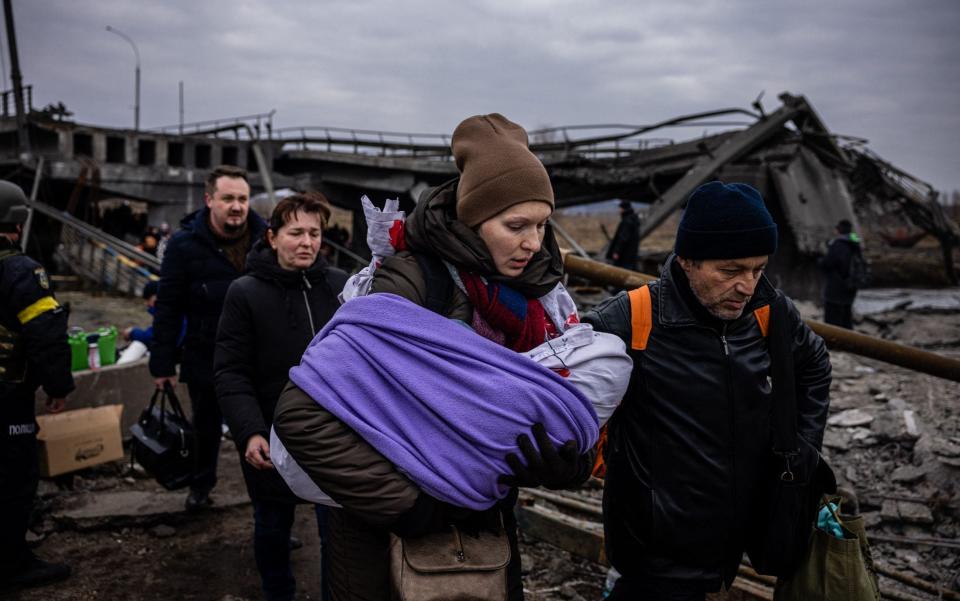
[0, 181, 74, 592]
[606, 199, 641, 270]
[584, 182, 831, 600]
[150, 165, 266, 510]
[818, 219, 864, 329]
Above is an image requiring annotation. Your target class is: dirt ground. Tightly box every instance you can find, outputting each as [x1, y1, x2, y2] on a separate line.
[10, 282, 959, 600]
[7, 438, 607, 601]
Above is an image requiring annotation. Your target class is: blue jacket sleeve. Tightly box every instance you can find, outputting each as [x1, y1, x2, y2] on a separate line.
[130, 326, 153, 345]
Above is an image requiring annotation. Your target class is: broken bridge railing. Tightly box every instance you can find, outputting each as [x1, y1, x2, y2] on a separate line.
[270, 109, 759, 161]
[28, 199, 159, 297]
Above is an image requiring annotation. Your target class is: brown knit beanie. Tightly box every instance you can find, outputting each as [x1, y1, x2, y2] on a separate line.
[451, 113, 555, 227]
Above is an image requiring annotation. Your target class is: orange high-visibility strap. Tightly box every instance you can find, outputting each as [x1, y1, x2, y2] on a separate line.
[594, 286, 651, 480]
[753, 305, 770, 337]
[628, 285, 653, 351]
[591, 424, 609, 479]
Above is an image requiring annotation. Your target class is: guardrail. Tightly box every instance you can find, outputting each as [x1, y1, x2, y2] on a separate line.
[27, 199, 159, 296]
[271, 109, 759, 161]
[148, 110, 276, 138]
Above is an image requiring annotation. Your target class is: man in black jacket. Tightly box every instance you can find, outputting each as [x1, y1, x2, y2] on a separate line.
[818, 219, 864, 329]
[606, 199, 641, 270]
[0, 181, 74, 592]
[150, 165, 266, 510]
[585, 182, 831, 600]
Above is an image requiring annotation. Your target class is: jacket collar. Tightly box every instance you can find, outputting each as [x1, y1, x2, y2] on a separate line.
[244, 238, 330, 288]
[656, 253, 778, 328]
[181, 206, 267, 252]
[404, 178, 564, 298]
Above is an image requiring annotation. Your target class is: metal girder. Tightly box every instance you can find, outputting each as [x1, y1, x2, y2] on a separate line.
[636, 96, 808, 241]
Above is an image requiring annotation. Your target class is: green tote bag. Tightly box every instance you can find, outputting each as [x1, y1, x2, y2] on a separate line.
[774, 500, 880, 601]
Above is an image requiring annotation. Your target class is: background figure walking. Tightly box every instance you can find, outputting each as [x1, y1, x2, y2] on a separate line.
[819, 218, 867, 329]
[606, 199, 640, 271]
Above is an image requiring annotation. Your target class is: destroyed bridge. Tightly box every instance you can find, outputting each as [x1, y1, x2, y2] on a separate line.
[1, 89, 958, 299]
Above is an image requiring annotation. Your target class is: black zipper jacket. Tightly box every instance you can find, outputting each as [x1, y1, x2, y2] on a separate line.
[214, 240, 347, 501]
[583, 255, 831, 585]
[149, 208, 267, 386]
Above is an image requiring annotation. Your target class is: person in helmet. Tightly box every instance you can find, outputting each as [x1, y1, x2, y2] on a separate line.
[0, 180, 74, 592]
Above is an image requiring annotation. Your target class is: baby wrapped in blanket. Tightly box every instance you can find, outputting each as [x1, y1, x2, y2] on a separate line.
[271, 292, 631, 509]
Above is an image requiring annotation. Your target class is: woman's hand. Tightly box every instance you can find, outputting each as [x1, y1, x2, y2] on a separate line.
[245, 434, 275, 470]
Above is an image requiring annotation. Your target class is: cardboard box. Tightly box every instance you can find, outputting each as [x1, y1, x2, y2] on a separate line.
[36, 405, 125, 477]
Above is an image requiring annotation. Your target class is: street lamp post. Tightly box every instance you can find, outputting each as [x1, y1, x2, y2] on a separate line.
[105, 25, 140, 131]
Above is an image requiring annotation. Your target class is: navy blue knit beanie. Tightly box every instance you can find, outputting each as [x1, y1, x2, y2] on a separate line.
[674, 181, 778, 260]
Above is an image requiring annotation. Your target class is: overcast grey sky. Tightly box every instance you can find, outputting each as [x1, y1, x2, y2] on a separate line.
[14, 0, 960, 194]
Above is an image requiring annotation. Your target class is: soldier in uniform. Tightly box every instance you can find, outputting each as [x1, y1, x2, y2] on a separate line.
[0, 180, 74, 592]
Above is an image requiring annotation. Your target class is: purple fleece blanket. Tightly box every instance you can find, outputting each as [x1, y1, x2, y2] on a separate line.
[289, 293, 599, 510]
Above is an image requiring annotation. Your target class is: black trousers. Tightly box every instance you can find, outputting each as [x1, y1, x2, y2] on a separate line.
[0, 385, 39, 571]
[606, 573, 721, 601]
[823, 302, 854, 330]
[187, 382, 223, 494]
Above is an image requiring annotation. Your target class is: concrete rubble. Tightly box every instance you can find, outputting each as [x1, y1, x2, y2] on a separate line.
[816, 295, 960, 595]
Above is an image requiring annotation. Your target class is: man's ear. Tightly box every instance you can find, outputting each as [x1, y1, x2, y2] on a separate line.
[204, 193, 213, 209]
[676, 256, 692, 273]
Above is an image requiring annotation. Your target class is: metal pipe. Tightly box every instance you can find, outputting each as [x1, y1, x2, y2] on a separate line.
[809, 320, 960, 382]
[875, 563, 960, 600]
[561, 253, 960, 383]
[563, 252, 656, 290]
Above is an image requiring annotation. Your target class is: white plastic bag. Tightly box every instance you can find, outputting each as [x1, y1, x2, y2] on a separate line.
[523, 323, 632, 426]
[339, 195, 405, 304]
[116, 340, 148, 365]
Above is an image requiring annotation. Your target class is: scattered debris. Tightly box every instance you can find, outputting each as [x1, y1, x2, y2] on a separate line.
[828, 408, 875, 427]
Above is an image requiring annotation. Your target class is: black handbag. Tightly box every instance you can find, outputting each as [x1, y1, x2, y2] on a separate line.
[747, 292, 836, 577]
[130, 384, 197, 490]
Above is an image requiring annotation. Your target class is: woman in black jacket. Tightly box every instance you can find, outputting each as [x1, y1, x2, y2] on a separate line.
[215, 193, 348, 601]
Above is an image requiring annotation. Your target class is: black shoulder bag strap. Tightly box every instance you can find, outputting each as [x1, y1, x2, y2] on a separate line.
[142, 383, 189, 424]
[768, 291, 799, 478]
[412, 252, 454, 315]
[161, 382, 189, 421]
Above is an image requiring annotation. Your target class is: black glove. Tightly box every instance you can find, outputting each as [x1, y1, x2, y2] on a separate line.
[498, 423, 592, 490]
